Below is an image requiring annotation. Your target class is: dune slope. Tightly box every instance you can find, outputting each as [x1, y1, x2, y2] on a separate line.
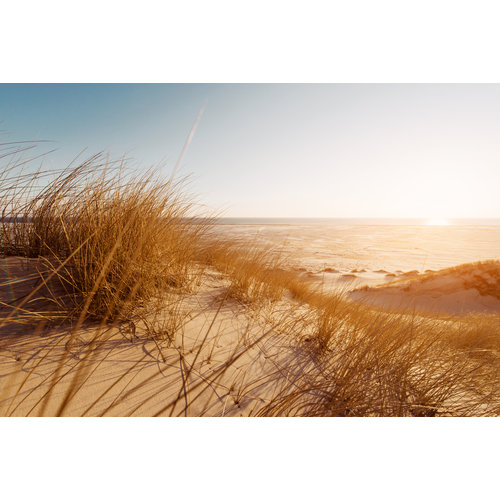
[350, 260, 500, 315]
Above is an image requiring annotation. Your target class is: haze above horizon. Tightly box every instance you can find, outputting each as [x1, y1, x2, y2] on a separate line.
[1, 83, 499, 219]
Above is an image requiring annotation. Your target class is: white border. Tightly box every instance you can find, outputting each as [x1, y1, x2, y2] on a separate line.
[2, 1, 500, 82]
[1, 418, 498, 499]
[1, 1, 499, 499]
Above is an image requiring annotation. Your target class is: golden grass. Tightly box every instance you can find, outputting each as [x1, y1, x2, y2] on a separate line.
[1, 143, 498, 417]
[198, 238, 315, 305]
[259, 296, 499, 416]
[1, 154, 210, 322]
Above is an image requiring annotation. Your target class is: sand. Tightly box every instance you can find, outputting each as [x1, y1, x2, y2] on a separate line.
[0, 258, 299, 416]
[213, 223, 500, 291]
[351, 261, 500, 315]
[1, 224, 499, 416]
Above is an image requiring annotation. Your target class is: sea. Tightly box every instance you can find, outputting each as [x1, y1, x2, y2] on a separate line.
[215, 218, 500, 226]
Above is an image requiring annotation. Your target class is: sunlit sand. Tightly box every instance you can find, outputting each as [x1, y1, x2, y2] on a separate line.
[214, 222, 500, 288]
[2, 201, 499, 415]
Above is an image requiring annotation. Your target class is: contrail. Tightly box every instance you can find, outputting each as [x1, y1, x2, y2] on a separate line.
[170, 100, 207, 181]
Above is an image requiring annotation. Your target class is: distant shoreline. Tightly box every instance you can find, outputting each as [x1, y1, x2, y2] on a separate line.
[215, 217, 500, 226]
[4, 216, 500, 227]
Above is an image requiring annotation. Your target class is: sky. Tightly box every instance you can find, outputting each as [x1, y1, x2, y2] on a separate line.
[1, 83, 500, 218]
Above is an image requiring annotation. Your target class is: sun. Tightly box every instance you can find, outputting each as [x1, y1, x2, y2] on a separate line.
[427, 218, 449, 226]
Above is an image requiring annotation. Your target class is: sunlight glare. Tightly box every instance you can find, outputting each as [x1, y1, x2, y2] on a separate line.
[427, 218, 449, 226]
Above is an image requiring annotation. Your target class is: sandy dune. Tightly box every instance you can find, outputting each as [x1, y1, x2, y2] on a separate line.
[2, 225, 500, 416]
[350, 260, 500, 315]
[0, 258, 300, 416]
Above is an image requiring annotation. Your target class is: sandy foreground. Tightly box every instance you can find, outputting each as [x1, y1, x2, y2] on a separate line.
[0, 258, 304, 416]
[1, 224, 499, 416]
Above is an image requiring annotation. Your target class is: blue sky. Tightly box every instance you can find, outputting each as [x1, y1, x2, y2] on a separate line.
[1, 83, 500, 218]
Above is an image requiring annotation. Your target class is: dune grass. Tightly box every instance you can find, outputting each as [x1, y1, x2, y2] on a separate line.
[258, 297, 499, 416]
[1, 153, 210, 323]
[198, 238, 314, 305]
[0, 144, 498, 417]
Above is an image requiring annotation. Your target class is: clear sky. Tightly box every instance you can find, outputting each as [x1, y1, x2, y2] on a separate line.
[1, 83, 499, 218]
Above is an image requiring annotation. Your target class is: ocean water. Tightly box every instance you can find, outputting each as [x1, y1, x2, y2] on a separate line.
[216, 218, 500, 226]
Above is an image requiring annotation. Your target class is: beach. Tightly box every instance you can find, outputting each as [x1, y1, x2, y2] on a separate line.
[214, 222, 500, 286]
[2, 221, 499, 416]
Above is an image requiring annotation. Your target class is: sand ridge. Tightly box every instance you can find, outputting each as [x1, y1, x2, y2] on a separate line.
[350, 260, 500, 315]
